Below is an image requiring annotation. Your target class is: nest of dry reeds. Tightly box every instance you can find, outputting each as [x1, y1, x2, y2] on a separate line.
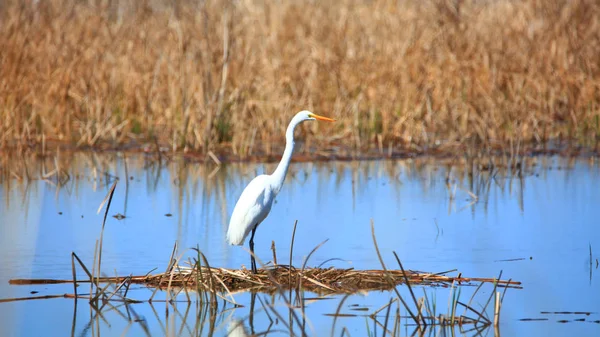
[139, 265, 521, 295]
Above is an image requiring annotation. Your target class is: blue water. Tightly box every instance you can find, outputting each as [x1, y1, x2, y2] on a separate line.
[0, 154, 599, 336]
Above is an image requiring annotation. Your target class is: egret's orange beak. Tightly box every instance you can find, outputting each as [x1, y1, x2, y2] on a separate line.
[310, 113, 336, 122]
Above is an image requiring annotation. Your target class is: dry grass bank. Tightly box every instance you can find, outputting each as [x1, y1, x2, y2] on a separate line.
[1, 0, 599, 158]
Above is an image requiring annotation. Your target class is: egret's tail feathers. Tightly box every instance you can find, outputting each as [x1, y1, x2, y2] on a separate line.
[226, 229, 245, 246]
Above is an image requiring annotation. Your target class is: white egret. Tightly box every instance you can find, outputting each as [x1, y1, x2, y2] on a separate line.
[226, 110, 335, 273]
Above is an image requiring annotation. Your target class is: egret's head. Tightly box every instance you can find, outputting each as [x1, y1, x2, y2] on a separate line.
[286, 110, 335, 142]
[297, 110, 336, 123]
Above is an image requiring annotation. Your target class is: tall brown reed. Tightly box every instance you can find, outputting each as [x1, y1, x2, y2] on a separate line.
[1, 0, 599, 156]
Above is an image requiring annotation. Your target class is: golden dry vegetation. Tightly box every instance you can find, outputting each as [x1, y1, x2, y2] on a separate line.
[1, 0, 599, 158]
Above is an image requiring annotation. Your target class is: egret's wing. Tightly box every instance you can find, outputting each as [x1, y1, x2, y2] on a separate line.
[227, 175, 274, 245]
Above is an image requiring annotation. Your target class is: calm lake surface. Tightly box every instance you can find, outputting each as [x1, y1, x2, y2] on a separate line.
[1, 153, 599, 336]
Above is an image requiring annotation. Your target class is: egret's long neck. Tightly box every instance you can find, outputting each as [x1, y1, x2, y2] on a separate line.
[271, 119, 298, 194]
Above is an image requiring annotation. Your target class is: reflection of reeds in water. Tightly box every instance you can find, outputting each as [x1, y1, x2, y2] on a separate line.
[58, 291, 505, 336]
[0, 152, 596, 223]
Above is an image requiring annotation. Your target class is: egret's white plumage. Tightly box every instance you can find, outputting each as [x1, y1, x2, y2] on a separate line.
[226, 110, 335, 273]
[227, 175, 273, 245]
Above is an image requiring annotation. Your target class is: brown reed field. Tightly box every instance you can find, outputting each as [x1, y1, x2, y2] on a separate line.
[1, 0, 599, 158]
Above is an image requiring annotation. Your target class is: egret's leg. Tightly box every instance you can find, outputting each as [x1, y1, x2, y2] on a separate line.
[249, 226, 258, 273]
